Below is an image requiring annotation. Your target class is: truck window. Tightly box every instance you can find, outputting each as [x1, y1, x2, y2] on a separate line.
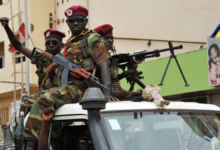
[101, 111, 220, 150]
[49, 121, 94, 150]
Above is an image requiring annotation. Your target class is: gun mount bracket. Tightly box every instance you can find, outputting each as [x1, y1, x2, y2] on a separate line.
[159, 41, 189, 87]
[155, 50, 160, 57]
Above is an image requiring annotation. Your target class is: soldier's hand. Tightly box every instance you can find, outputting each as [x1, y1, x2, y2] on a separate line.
[0, 17, 9, 28]
[105, 95, 120, 102]
[42, 106, 55, 122]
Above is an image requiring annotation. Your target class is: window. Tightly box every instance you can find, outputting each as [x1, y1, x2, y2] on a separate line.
[48, 120, 91, 150]
[15, 51, 26, 64]
[0, 106, 9, 125]
[0, 55, 4, 68]
[0, 42, 4, 68]
[101, 111, 220, 150]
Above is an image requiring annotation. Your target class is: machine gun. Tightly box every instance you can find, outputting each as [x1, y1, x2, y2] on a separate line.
[32, 47, 110, 90]
[113, 41, 189, 91]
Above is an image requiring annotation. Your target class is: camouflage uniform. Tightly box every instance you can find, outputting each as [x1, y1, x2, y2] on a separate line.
[20, 55, 59, 117]
[19, 55, 60, 150]
[23, 29, 109, 142]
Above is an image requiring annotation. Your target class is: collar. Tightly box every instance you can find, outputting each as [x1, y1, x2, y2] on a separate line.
[65, 29, 92, 44]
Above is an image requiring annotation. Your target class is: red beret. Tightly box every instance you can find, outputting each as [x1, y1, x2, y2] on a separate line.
[64, 5, 88, 18]
[94, 24, 113, 36]
[44, 29, 66, 39]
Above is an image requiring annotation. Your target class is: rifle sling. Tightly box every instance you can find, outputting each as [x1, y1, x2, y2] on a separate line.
[92, 66, 97, 86]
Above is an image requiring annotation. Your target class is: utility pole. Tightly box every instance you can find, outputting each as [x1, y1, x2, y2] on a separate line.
[9, 0, 16, 110]
[24, 0, 30, 96]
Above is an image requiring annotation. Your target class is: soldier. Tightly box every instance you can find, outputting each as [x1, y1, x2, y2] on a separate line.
[94, 24, 143, 98]
[94, 24, 115, 54]
[0, 18, 66, 149]
[23, 5, 118, 150]
[20, 29, 65, 117]
[0, 17, 65, 116]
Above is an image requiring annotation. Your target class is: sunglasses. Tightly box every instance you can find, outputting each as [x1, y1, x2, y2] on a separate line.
[45, 41, 59, 46]
[67, 18, 85, 23]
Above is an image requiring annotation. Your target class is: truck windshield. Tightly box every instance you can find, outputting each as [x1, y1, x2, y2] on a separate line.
[101, 111, 220, 150]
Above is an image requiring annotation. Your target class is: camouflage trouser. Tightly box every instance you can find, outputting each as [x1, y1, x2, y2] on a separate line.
[23, 84, 85, 142]
[20, 88, 57, 118]
[20, 92, 43, 118]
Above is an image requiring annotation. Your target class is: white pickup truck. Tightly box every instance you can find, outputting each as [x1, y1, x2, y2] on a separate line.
[2, 87, 220, 150]
[43, 88, 220, 150]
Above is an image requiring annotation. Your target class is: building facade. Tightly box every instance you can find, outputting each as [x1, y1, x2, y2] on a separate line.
[0, 0, 220, 124]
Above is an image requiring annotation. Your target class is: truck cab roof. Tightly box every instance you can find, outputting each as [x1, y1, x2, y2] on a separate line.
[53, 101, 220, 121]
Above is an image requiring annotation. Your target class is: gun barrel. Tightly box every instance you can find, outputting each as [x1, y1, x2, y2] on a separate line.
[159, 45, 183, 53]
[130, 45, 183, 57]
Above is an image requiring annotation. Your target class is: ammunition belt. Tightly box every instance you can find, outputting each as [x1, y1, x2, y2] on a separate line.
[110, 57, 120, 97]
[110, 57, 143, 98]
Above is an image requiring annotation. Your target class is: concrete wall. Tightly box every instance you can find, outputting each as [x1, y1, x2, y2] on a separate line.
[0, 0, 27, 94]
[0, 0, 219, 94]
[0, 0, 52, 122]
[0, 0, 53, 94]
[54, 0, 220, 61]
[29, 0, 53, 84]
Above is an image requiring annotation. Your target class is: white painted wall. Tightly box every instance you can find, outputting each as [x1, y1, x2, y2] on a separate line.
[1, 0, 220, 94]
[0, 0, 29, 94]
[0, 0, 52, 94]
[54, 0, 219, 58]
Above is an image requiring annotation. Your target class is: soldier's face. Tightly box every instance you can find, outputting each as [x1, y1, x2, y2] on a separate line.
[103, 34, 114, 50]
[45, 38, 63, 55]
[66, 15, 87, 35]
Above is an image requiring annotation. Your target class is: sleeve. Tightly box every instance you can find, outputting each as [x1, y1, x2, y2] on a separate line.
[87, 33, 109, 65]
